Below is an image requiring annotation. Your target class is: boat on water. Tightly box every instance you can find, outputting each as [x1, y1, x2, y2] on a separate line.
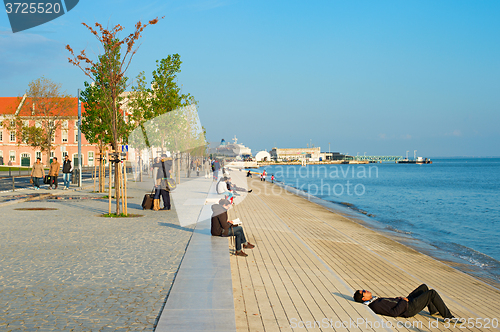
[397, 157, 432, 164]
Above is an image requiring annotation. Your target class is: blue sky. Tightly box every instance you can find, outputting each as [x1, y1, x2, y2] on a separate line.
[1, 0, 499, 157]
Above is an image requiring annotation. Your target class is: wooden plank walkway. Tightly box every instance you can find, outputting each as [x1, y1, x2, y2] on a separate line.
[228, 176, 500, 332]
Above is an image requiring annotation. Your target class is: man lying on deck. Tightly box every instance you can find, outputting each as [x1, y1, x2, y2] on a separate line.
[353, 284, 456, 320]
[211, 199, 255, 257]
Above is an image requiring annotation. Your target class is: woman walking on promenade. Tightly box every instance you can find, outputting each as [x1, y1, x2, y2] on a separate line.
[48, 157, 60, 190]
[30, 157, 45, 190]
[204, 158, 211, 178]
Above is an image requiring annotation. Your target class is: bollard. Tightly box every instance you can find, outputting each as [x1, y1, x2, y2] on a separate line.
[12, 176, 15, 192]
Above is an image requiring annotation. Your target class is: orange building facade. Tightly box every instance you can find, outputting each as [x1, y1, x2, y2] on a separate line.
[0, 97, 99, 167]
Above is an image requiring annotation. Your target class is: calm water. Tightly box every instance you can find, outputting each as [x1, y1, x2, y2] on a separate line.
[259, 158, 500, 284]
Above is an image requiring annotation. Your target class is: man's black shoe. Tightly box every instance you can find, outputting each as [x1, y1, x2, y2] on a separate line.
[248, 189, 252, 193]
[161, 207, 170, 211]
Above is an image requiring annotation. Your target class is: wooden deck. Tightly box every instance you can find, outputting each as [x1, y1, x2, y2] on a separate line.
[228, 176, 500, 331]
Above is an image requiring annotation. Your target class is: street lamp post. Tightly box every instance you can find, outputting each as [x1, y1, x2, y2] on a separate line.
[77, 88, 82, 187]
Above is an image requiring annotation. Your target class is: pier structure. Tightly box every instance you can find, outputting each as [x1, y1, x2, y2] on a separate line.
[354, 155, 403, 162]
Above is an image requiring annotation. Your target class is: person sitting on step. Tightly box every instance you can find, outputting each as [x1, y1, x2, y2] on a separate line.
[211, 199, 255, 257]
[226, 176, 252, 193]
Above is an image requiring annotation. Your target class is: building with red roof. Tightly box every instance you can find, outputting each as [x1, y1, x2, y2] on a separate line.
[0, 96, 98, 167]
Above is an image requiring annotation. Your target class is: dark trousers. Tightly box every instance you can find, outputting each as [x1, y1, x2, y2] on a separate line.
[406, 284, 453, 318]
[229, 226, 247, 251]
[154, 188, 170, 209]
[51, 176, 58, 188]
[160, 189, 170, 209]
[33, 177, 40, 188]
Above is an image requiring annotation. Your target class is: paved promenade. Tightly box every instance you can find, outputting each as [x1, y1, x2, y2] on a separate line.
[2, 167, 500, 332]
[0, 176, 209, 331]
[229, 176, 500, 331]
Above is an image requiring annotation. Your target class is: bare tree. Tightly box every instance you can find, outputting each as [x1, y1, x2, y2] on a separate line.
[11, 77, 74, 166]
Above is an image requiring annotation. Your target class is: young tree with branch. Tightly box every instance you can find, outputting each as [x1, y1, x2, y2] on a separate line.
[128, 54, 199, 179]
[66, 19, 162, 215]
[79, 80, 112, 192]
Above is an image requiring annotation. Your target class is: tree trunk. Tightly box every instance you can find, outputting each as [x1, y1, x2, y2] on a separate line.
[100, 156, 105, 192]
[115, 162, 120, 215]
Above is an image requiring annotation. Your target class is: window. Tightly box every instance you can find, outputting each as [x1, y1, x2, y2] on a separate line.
[74, 121, 79, 142]
[50, 151, 55, 158]
[21, 153, 31, 167]
[62, 151, 68, 158]
[9, 151, 15, 162]
[62, 130, 68, 142]
[62, 120, 68, 129]
[23, 120, 29, 127]
[0, 130, 2, 142]
[10, 131, 15, 142]
[9, 120, 15, 128]
[88, 151, 94, 166]
[36, 151, 41, 159]
[35, 120, 41, 128]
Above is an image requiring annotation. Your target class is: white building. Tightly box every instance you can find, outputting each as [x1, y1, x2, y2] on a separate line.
[270, 147, 321, 162]
[255, 151, 271, 162]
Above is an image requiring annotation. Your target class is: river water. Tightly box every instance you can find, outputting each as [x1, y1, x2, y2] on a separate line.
[257, 158, 500, 286]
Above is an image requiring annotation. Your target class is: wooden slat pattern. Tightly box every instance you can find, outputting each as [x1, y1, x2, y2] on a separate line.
[229, 178, 500, 332]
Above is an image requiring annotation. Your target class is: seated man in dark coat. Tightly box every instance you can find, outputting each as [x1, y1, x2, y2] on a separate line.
[225, 176, 252, 193]
[211, 199, 255, 257]
[353, 284, 455, 319]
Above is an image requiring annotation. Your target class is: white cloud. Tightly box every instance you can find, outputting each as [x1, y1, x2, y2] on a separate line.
[445, 129, 462, 137]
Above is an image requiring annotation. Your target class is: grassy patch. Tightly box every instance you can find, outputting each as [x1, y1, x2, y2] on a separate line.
[0, 166, 31, 171]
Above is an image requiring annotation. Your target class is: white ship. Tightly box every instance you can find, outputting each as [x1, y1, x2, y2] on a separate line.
[215, 136, 252, 158]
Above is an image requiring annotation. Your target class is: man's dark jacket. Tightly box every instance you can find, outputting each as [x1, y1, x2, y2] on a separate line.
[368, 297, 409, 318]
[211, 204, 230, 237]
[62, 160, 72, 173]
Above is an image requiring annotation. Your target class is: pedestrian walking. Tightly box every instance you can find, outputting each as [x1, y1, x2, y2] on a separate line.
[62, 155, 73, 190]
[213, 159, 220, 181]
[48, 157, 60, 189]
[30, 157, 44, 190]
[204, 159, 211, 178]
